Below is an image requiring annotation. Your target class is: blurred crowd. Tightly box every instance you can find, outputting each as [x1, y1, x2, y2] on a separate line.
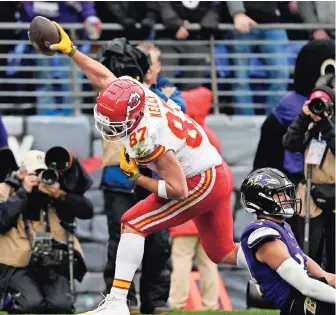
[0, 1, 334, 116]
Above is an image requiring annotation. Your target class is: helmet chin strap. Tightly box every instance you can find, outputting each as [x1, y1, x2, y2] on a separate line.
[268, 207, 294, 219]
[246, 201, 295, 219]
[282, 207, 295, 218]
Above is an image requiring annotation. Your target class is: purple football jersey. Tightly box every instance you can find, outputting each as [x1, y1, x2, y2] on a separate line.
[241, 219, 307, 309]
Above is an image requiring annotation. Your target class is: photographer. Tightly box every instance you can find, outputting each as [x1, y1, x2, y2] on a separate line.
[283, 87, 335, 272]
[0, 150, 93, 314]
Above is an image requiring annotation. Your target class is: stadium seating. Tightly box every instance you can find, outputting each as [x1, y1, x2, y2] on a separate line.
[26, 116, 92, 159]
[85, 190, 104, 215]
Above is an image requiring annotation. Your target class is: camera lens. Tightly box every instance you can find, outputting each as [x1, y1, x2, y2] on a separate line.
[39, 169, 59, 186]
[45, 147, 72, 172]
[308, 98, 327, 116]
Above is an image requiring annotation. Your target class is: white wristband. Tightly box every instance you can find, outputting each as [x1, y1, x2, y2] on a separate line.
[158, 180, 168, 199]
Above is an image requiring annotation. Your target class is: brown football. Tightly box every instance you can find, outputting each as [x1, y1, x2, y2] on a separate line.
[29, 16, 60, 56]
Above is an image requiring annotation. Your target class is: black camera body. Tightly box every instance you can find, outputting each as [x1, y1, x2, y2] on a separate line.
[308, 97, 334, 118]
[308, 85, 335, 120]
[28, 232, 63, 270]
[29, 248, 64, 266]
[28, 233, 87, 281]
[44, 146, 93, 194]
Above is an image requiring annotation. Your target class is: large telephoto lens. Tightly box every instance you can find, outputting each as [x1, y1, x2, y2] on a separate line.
[45, 146, 73, 173]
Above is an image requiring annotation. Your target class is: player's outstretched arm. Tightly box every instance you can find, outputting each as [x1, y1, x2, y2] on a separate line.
[50, 22, 116, 90]
[71, 50, 116, 90]
[256, 239, 336, 303]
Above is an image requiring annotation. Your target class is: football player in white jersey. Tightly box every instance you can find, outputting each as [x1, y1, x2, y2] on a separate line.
[42, 23, 245, 315]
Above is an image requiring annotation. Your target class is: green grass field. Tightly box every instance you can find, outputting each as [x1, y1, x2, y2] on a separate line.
[170, 312, 280, 315]
[148, 311, 280, 315]
[0, 311, 280, 315]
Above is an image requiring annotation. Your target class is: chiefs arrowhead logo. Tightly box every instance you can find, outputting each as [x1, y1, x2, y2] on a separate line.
[128, 92, 141, 111]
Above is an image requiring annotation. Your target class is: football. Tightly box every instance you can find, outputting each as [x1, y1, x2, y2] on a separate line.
[28, 16, 60, 56]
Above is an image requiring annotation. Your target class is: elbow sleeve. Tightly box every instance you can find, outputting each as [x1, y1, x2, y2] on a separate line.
[277, 258, 336, 303]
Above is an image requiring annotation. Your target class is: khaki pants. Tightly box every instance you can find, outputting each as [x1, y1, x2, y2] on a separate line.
[169, 236, 218, 310]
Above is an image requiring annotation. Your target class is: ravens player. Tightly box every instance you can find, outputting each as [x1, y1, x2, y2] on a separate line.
[240, 168, 336, 315]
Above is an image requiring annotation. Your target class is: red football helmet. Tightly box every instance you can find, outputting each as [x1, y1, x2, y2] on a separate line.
[94, 78, 145, 140]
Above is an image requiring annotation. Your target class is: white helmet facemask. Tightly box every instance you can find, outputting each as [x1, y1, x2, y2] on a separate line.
[94, 105, 136, 142]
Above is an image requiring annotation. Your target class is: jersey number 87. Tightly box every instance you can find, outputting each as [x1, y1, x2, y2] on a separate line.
[165, 105, 203, 149]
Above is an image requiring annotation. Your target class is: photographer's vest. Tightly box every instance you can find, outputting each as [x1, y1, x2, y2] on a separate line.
[0, 182, 83, 268]
[296, 136, 335, 218]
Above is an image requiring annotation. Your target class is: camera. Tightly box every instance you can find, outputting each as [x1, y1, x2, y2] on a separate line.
[37, 146, 72, 187]
[17, 146, 92, 194]
[28, 231, 59, 270]
[45, 146, 73, 173]
[308, 98, 334, 118]
[28, 232, 71, 271]
[308, 86, 335, 120]
[38, 169, 59, 186]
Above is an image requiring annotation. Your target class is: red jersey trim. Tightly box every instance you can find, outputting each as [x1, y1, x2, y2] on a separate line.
[136, 145, 165, 164]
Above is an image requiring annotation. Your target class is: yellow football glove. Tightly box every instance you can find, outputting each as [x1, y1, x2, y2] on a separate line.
[120, 146, 141, 182]
[50, 22, 77, 56]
